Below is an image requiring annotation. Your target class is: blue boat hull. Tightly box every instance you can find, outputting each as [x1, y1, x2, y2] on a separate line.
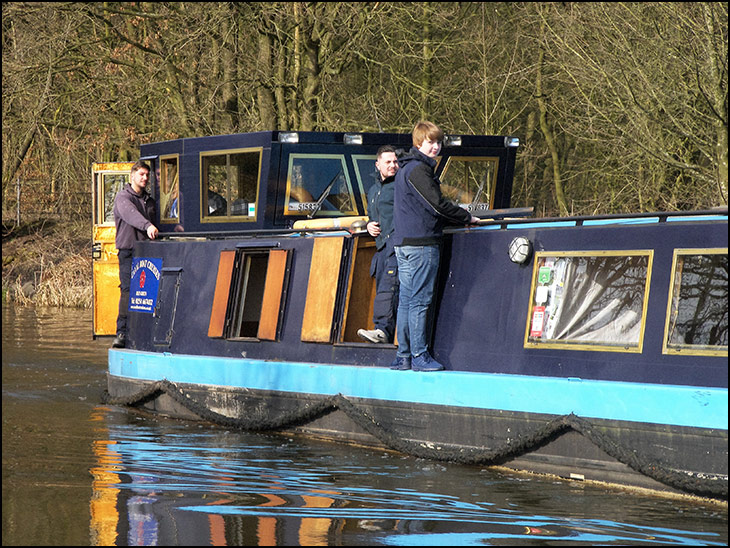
[106, 350, 727, 498]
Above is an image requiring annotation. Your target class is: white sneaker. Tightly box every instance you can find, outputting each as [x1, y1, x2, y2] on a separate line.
[357, 328, 388, 344]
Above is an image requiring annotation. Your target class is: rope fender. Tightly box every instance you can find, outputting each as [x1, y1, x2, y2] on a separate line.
[100, 380, 728, 500]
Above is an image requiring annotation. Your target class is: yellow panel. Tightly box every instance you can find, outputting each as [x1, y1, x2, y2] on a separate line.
[208, 250, 236, 338]
[93, 225, 117, 244]
[92, 162, 135, 173]
[301, 237, 344, 342]
[93, 259, 120, 336]
[258, 249, 290, 341]
[91, 162, 130, 337]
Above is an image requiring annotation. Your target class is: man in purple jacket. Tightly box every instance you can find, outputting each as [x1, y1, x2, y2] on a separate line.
[112, 161, 159, 348]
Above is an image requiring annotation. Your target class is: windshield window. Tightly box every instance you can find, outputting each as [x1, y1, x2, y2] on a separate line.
[439, 157, 498, 215]
[284, 154, 357, 217]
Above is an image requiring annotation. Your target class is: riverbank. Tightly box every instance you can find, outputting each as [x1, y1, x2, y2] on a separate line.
[2, 219, 92, 308]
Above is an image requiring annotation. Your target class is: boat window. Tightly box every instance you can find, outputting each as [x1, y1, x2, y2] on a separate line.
[208, 248, 290, 340]
[97, 172, 128, 225]
[201, 148, 261, 221]
[229, 252, 270, 338]
[158, 155, 179, 224]
[664, 249, 728, 356]
[284, 154, 358, 217]
[525, 251, 653, 353]
[352, 155, 378, 214]
[439, 157, 498, 215]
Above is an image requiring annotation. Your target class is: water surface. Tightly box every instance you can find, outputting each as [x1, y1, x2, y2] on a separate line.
[2, 304, 727, 546]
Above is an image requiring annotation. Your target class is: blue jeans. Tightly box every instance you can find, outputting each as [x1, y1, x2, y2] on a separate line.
[395, 245, 440, 358]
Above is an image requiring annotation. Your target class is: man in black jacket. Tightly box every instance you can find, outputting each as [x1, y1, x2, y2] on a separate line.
[358, 145, 400, 344]
[112, 161, 158, 348]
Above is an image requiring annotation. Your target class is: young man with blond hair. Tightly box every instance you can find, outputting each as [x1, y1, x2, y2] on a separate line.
[390, 121, 479, 371]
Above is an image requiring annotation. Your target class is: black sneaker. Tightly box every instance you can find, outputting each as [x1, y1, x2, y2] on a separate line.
[412, 351, 444, 372]
[112, 333, 126, 348]
[389, 356, 412, 370]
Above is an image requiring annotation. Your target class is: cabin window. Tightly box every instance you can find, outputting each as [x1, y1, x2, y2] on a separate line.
[96, 172, 128, 225]
[284, 154, 358, 217]
[229, 252, 269, 337]
[352, 155, 378, 213]
[201, 148, 261, 221]
[208, 248, 290, 340]
[525, 251, 653, 353]
[159, 155, 179, 224]
[439, 157, 498, 215]
[664, 249, 728, 356]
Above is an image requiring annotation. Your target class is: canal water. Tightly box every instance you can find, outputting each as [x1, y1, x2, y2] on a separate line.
[2, 304, 727, 546]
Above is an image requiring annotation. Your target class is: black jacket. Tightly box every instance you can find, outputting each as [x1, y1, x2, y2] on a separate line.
[392, 147, 472, 246]
[366, 172, 396, 251]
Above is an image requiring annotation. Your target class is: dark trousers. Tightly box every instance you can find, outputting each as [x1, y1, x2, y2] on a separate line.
[116, 248, 133, 335]
[370, 243, 399, 342]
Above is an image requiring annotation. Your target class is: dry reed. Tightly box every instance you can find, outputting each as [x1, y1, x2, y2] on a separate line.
[32, 255, 94, 308]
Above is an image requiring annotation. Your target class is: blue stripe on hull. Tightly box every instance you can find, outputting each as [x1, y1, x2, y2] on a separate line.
[109, 349, 728, 430]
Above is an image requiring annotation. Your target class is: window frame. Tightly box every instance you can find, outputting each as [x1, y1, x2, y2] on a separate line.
[351, 154, 378, 215]
[523, 250, 654, 353]
[200, 147, 262, 223]
[662, 248, 728, 357]
[158, 154, 180, 225]
[438, 156, 499, 215]
[95, 171, 129, 226]
[208, 247, 290, 341]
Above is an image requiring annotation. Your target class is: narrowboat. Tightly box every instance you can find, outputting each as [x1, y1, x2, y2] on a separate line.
[94, 131, 728, 500]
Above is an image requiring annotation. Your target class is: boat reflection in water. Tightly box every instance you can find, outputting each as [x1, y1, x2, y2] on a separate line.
[87, 407, 727, 547]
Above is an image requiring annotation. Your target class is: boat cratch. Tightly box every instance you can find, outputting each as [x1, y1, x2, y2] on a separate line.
[93, 130, 728, 501]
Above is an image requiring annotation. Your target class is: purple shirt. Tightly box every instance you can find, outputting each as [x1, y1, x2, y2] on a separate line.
[113, 184, 156, 250]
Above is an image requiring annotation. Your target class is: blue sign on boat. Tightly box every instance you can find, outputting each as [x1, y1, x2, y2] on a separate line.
[129, 257, 163, 313]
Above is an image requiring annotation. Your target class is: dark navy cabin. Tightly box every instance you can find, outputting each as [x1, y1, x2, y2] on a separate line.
[140, 131, 518, 234]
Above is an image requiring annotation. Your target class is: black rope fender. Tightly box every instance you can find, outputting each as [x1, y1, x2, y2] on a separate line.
[101, 380, 727, 500]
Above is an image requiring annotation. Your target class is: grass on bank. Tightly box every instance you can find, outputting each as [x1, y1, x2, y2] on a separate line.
[2, 218, 93, 308]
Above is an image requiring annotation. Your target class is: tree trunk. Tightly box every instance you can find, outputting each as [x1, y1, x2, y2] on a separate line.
[256, 32, 276, 129]
[703, 4, 729, 203]
[221, 16, 238, 132]
[537, 45, 568, 216]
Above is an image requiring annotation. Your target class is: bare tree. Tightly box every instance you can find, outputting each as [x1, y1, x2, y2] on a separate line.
[2, 2, 727, 226]
[540, 2, 728, 212]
